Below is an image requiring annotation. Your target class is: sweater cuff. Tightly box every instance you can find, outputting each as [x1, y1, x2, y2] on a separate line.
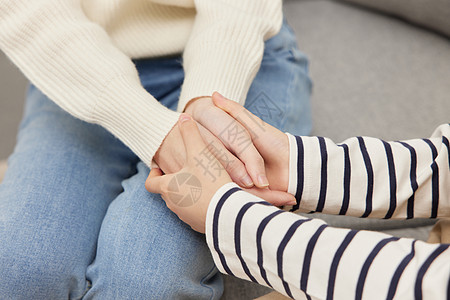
[92, 75, 181, 167]
[286, 133, 299, 197]
[285, 133, 319, 212]
[177, 41, 263, 112]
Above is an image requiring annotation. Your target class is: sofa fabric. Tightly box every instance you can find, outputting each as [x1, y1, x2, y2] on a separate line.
[1, 1, 449, 299]
[222, 1, 450, 298]
[340, 0, 450, 38]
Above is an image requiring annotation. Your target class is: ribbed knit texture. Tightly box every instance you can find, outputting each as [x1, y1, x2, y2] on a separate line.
[0, 0, 282, 166]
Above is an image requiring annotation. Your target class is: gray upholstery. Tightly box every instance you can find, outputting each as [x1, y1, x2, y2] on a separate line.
[222, 1, 450, 298]
[340, 0, 450, 38]
[0, 1, 449, 299]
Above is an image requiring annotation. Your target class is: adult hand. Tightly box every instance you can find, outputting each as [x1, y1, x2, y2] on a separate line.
[184, 96, 269, 188]
[153, 116, 254, 188]
[212, 92, 290, 194]
[146, 114, 294, 233]
[153, 118, 295, 205]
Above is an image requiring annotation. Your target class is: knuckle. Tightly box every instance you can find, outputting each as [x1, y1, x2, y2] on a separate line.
[145, 178, 153, 192]
[226, 158, 245, 175]
[230, 102, 243, 115]
[252, 153, 264, 166]
[230, 132, 251, 150]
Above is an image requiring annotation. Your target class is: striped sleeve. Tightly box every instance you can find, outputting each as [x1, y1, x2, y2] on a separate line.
[205, 183, 450, 299]
[285, 124, 450, 219]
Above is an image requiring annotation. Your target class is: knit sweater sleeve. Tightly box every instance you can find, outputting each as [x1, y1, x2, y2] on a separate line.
[0, 0, 180, 166]
[285, 124, 450, 219]
[205, 183, 450, 299]
[177, 0, 283, 111]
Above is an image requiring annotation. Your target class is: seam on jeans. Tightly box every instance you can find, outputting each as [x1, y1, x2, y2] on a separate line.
[200, 263, 221, 300]
[72, 280, 92, 300]
[286, 50, 312, 134]
[278, 53, 298, 131]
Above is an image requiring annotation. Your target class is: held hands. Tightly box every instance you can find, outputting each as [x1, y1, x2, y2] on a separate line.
[146, 114, 231, 233]
[154, 92, 293, 204]
[154, 96, 268, 189]
[146, 93, 294, 233]
[211, 92, 291, 195]
[184, 96, 269, 188]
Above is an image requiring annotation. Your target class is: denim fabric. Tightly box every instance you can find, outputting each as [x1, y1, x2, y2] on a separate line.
[0, 20, 311, 299]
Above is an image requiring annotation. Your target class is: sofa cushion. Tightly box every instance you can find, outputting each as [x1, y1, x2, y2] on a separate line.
[284, 0, 450, 231]
[0, 160, 7, 183]
[339, 0, 450, 37]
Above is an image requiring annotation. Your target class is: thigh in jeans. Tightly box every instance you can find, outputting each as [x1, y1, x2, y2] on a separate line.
[84, 57, 223, 299]
[82, 22, 312, 299]
[84, 162, 222, 300]
[0, 85, 138, 299]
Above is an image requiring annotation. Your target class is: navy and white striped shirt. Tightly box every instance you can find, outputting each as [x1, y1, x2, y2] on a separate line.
[205, 124, 450, 299]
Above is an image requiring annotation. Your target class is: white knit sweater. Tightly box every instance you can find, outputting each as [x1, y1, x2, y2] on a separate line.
[0, 0, 282, 166]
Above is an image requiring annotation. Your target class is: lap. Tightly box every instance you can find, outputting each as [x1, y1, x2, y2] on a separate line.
[84, 162, 222, 299]
[0, 85, 139, 298]
[0, 19, 311, 299]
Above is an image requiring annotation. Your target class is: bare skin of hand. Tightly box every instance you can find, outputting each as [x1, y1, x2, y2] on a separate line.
[146, 114, 294, 233]
[153, 117, 253, 187]
[211, 92, 291, 194]
[147, 114, 232, 233]
[153, 118, 295, 205]
[154, 92, 295, 205]
[184, 96, 269, 188]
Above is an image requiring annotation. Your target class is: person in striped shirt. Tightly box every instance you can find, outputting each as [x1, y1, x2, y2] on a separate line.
[146, 92, 450, 300]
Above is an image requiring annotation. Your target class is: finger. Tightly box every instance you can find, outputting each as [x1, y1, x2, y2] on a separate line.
[238, 143, 269, 188]
[195, 105, 268, 188]
[212, 91, 287, 158]
[244, 187, 297, 207]
[212, 91, 269, 141]
[197, 124, 254, 188]
[216, 116, 268, 187]
[145, 168, 164, 194]
[178, 113, 207, 158]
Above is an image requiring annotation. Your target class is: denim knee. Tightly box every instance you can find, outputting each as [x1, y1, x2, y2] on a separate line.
[85, 256, 222, 299]
[84, 165, 223, 299]
[0, 245, 88, 299]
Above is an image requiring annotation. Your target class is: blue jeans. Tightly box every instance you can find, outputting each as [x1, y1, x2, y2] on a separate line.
[0, 21, 311, 299]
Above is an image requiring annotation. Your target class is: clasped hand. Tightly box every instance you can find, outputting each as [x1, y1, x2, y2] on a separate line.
[146, 92, 295, 233]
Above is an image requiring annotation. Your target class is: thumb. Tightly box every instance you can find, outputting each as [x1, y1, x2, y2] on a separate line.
[244, 187, 297, 207]
[145, 168, 165, 194]
[178, 113, 207, 159]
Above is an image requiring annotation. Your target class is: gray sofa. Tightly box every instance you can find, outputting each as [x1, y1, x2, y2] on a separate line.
[1, 0, 449, 299]
[222, 0, 450, 298]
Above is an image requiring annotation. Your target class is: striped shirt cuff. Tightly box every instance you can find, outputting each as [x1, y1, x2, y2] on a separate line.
[285, 124, 450, 218]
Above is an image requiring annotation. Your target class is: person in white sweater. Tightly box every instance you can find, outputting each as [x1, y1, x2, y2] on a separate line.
[147, 93, 450, 300]
[0, 1, 312, 299]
